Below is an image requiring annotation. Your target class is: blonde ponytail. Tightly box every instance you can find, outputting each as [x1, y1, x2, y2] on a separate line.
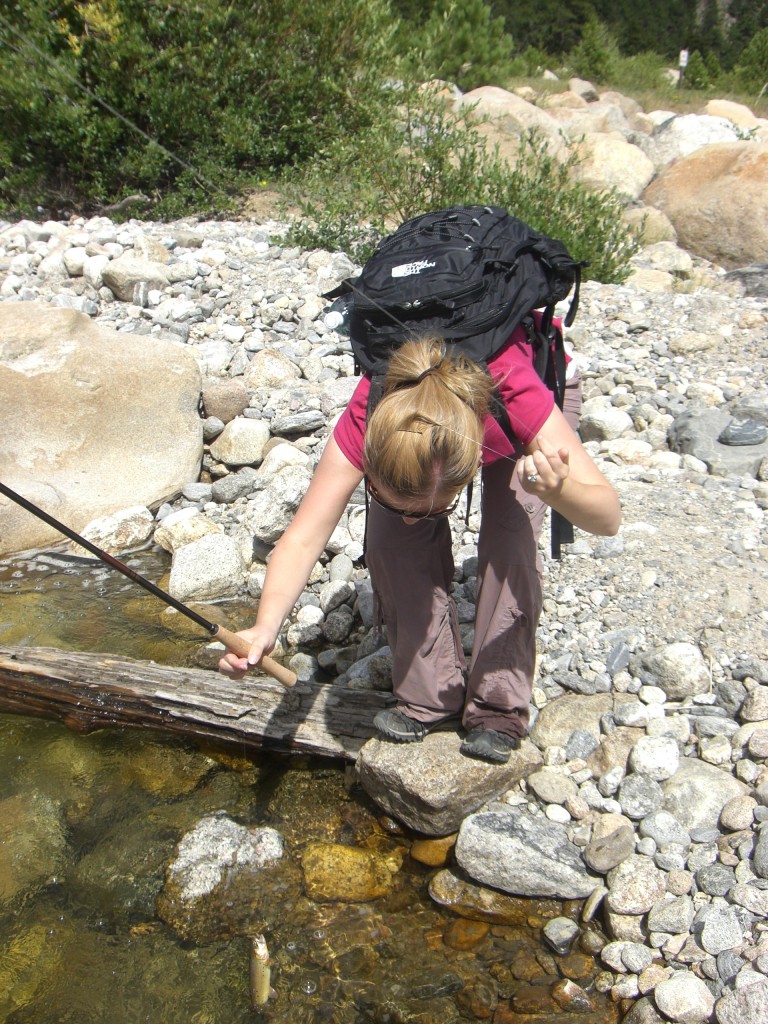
[363, 338, 495, 497]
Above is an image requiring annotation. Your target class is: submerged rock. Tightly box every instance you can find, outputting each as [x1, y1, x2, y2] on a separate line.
[0, 793, 71, 906]
[428, 867, 549, 925]
[156, 813, 285, 944]
[300, 842, 399, 902]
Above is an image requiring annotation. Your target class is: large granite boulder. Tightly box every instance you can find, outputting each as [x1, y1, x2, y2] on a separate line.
[644, 113, 743, 169]
[0, 303, 202, 553]
[642, 142, 768, 269]
[571, 133, 655, 198]
[459, 86, 568, 160]
[356, 732, 542, 836]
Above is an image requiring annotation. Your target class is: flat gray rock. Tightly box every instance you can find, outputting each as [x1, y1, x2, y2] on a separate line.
[355, 733, 542, 836]
[456, 805, 598, 899]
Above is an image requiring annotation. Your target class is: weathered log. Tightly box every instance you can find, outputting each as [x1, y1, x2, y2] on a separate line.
[0, 645, 394, 761]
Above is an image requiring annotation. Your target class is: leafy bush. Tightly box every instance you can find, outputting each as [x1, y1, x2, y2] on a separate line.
[0, 0, 398, 217]
[402, 0, 514, 91]
[286, 87, 641, 284]
[610, 51, 674, 93]
[507, 45, 555, 78]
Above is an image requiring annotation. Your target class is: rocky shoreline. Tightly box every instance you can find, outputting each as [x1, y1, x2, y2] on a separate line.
[1, 202, 767, 1024]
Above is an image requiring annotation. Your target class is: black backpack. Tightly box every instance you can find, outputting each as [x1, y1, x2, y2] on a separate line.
[326, 205, 587, 557]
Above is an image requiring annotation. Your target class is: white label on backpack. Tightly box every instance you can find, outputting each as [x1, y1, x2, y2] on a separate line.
[391, 259, 436, 278]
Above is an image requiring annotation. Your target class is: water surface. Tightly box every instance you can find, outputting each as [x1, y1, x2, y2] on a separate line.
[0, 549, 619, 1023]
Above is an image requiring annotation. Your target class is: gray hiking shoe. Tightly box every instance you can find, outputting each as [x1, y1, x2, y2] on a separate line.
[460, 727, 519, 764]
[373, 708, 460, 743]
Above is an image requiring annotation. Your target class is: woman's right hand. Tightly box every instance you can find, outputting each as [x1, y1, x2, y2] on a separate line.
[217, 625, 277, 680]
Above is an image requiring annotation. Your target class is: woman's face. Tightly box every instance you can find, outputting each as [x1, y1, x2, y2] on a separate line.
[366, 478, 460, 524]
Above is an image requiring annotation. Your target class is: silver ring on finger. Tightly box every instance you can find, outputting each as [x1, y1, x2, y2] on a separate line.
[526, 473, 538, 485]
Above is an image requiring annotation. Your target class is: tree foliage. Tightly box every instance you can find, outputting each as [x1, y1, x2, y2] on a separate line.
[286, 87, 642, 284]
[735, 27, 768, 95]
[0, 0, 760, 292]
[682, 49, 711, 90]
[570, 14, 621, 83]
[0, 0, 397, 216]
[403, 0, 514, 91]
[493, 0, 594, 55]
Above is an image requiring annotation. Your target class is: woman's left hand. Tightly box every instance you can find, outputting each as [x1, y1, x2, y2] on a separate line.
[518, 436, 570, 496]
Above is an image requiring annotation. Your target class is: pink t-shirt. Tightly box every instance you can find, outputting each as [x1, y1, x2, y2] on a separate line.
[333, 321, 557, 471]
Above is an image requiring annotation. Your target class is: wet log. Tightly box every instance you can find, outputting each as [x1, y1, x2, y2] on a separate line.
[0, 645, 394, 761]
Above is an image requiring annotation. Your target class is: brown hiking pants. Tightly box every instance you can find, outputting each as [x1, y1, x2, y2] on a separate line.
[364, 376, 581, 739]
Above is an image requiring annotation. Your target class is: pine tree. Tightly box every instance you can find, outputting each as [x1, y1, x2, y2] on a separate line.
[682, 49, 710, 89]
[571, 14, 620, 83]
[494, 0, 593, 54]
[693, 0, 726, 62]
[591, 0, 697, 59]
[411, 0, 514, 91]
[725, 0, 768, 69]
[735, 27, 768, 95]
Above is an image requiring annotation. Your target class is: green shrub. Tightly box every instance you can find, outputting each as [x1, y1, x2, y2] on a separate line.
[507, 45, 555, 78]
[403, 0, 514, 91]
[286, 87, 641, 285]
[570, 14, 621, 84]
[682, 50, 710, 90]
[704, 50, 723, 83]
[735, 28, 768, 96]
[0, 0, 398, 217]
[611, 51, 673, 93]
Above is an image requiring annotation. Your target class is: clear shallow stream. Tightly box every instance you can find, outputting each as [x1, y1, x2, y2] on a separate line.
[0, 548, 620, 1023]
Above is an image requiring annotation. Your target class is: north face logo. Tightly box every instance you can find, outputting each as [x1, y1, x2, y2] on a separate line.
[391, 259, 437, 279]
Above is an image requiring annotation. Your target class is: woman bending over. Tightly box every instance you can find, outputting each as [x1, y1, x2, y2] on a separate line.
[219, 328, 620, 764]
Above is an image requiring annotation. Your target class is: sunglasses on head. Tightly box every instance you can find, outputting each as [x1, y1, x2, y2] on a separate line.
[366, 479, 461, 521]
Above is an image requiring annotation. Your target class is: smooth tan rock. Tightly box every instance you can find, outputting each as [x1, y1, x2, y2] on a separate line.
[572, 133, 655, 198]
[428, 868, 538, 925]
[623, 267, 676, 292]
[410, 833, 457, 867]
[606, 855, 666, 915]
[600, 90, 643, 117]
[243, 346, 301, 387]
[442, 917, 490, 950]
[300, 842, 398, 902]
[201, 379, 249, 423]
[153, 509, 223, 553]
[703, 99, 762, 130]
[0, 303, 202, 554]
[540, 90, 588, 109]
[642, 142, 768, 269]
[588, 726, 646, 776]
[101, 254, 169, 300]
[459, 85, 567, 160]
[584, 825, 635, 874]
[719, 795, 757, 831]
[622, 206, 678, 245]
[356, 732, 542, 835]
[530, 693, 613, 749]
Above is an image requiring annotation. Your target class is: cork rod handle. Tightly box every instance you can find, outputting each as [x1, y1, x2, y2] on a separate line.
[214, 625, 297, 688]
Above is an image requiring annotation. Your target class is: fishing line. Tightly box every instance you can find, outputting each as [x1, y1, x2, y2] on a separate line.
[0, 481, 297, 688]
[0, 16, 560, 499]
[0, 7, 566, 442]
[0, 10, 218, 196]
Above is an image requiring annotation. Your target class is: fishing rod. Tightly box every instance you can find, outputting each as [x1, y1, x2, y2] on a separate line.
[0, 481, 296, 688]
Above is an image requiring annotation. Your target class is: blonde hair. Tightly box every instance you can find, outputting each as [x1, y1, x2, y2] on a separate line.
[362, 338, 495, 497]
